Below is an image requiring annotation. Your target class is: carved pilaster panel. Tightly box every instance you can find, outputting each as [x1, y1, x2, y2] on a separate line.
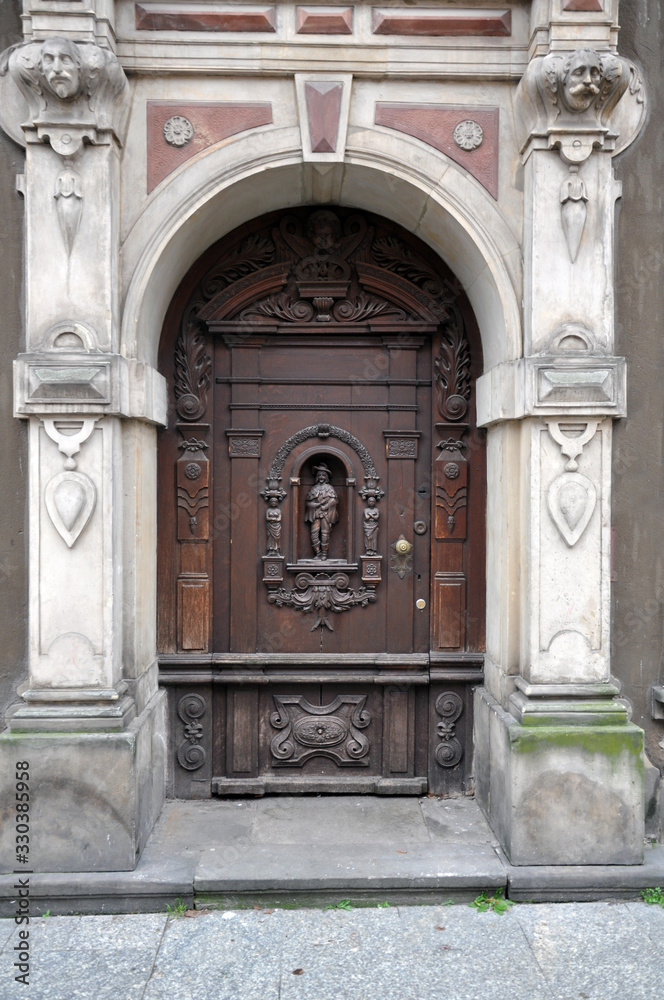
[270, 694, 371, 766]
[434, 426, 468, 540]
[433, 574, 466, 651]
[171, 688, 212, 798]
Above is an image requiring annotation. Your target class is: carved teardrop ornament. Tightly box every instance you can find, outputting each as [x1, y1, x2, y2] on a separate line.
[547, 471, 597, 547]
[44, 471, 97, 548]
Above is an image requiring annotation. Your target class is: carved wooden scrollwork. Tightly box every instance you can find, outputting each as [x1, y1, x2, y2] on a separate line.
[270, 693, 371, 766]
[176, 693, 207, 771]
[434, 326, 471, 422]
[174, 305, 211, 421]
[268, 572, 376, 631]
[434, 692, 463, 768]
[266, 424, 378, 480]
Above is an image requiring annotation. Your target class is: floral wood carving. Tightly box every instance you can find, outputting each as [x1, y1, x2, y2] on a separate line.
[176, 693, 206, 770]
[270, 693, 371, 765]
[268, 572, 376, 631]
[196, 209, 452, 329]
[174, 305, 211, 421]
[201, 235, 276, 298]
[434, 692, 464, 767]
[434, 327, 471, 421]
[267, 424, 378, 480]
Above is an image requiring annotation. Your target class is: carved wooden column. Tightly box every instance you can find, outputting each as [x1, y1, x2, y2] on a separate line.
[0, 35, 167, 871]
[475, 15, 648, 865]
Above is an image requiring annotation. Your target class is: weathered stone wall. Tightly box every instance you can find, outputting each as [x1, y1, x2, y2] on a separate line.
[613, 1, 664, 777]
[0, 0, 27, 719]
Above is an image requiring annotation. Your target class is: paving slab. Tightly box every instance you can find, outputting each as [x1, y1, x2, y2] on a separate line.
[0, 913, 167, 1000]
[250, 794, 433, 845]
[513, 901, 662, 1000]
[419, 796, 495, 844]
[141, 909, 284, 1000]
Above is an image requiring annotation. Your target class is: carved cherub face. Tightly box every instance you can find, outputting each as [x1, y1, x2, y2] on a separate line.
[562, 50, 602, 112]
[269, 496, 279, 507]
[367, 496, 376, 507]
[307, 210, 341, 253]
[40, 38, 81, 100]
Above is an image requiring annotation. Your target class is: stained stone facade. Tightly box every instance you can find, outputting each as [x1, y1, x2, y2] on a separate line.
[0, 0, 663, 872]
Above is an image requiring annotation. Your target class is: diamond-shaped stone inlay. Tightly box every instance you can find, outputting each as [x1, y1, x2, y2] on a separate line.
[305, 82, 342, 153]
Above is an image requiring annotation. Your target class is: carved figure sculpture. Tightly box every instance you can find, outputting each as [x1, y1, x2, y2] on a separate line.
[266, 496, 282, 553]
[363, 496, 380, 554]
[304, 463, 338, 559]
[561, 49, 602, 113]
[0, 37, 129, 153]
[307, 209, 342, 253]
[39, 37, 82, 101]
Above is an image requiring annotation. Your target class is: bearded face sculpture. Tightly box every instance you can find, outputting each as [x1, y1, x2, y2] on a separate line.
[39, 38, 82, 101]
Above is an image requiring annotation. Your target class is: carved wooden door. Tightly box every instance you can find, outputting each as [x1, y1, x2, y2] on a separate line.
[158, 208, 485, 798]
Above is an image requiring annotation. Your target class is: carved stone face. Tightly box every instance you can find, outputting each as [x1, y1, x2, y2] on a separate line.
[40, 38, 81, 100]
[562, 50, 602, 112]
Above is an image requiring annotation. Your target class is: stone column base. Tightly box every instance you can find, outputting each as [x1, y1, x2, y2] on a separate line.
[474, 687, 645, 865]
[0, 691, 166, 873]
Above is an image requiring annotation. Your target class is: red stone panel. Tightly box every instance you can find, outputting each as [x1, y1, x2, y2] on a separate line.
[296, 6, 353, 34]
[305, 82, 343, 153]
[562, 0, 603, 9]
[372, 8, 511, 36]
[147, 102, 273, 192]
[374, 104, 499, 200]
[136, 4, 277, 32]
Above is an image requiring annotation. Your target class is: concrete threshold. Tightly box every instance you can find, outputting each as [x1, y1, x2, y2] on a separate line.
[1, 796, 663, 915]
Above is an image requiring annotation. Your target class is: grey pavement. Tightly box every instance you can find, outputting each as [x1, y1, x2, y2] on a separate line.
[1, 900, 664, 1000]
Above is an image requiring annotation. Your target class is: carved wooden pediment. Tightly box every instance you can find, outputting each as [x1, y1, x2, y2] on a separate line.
[195, 208, 452, 330]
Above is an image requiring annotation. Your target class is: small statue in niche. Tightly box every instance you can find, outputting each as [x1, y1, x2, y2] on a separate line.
[363, 496, 380, 554]
[266, 496, 282, 553]
[304, 463, 338, 560]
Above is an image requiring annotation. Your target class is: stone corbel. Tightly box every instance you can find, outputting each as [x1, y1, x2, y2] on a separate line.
[476, 355, 626, 426]
[14, 351, 168, 426]
[0, 37, 129, 156]
[514, 46, 645, 164]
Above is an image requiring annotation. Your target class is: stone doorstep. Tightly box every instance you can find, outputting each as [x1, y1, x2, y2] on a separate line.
[1, 843, 664, 915]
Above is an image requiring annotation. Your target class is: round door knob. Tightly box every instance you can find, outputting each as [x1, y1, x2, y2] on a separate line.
[416, 599, 426, 610]
[395, 538, 411, 554]
[413, 521, 427, 535]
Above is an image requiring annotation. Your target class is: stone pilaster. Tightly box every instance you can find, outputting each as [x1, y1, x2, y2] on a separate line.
[475, 17, 646, 865]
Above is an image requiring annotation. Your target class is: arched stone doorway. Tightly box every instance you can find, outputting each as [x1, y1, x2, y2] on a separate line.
[157, 206, 486, 798]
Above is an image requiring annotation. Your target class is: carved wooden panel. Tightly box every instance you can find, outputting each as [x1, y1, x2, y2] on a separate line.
[433, 574, 466, 650]
[270, 694, 371, 766]
[157, 207, 486, 796]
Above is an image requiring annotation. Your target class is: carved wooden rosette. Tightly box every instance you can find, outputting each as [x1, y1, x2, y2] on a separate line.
[270, 694, 371, 766]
